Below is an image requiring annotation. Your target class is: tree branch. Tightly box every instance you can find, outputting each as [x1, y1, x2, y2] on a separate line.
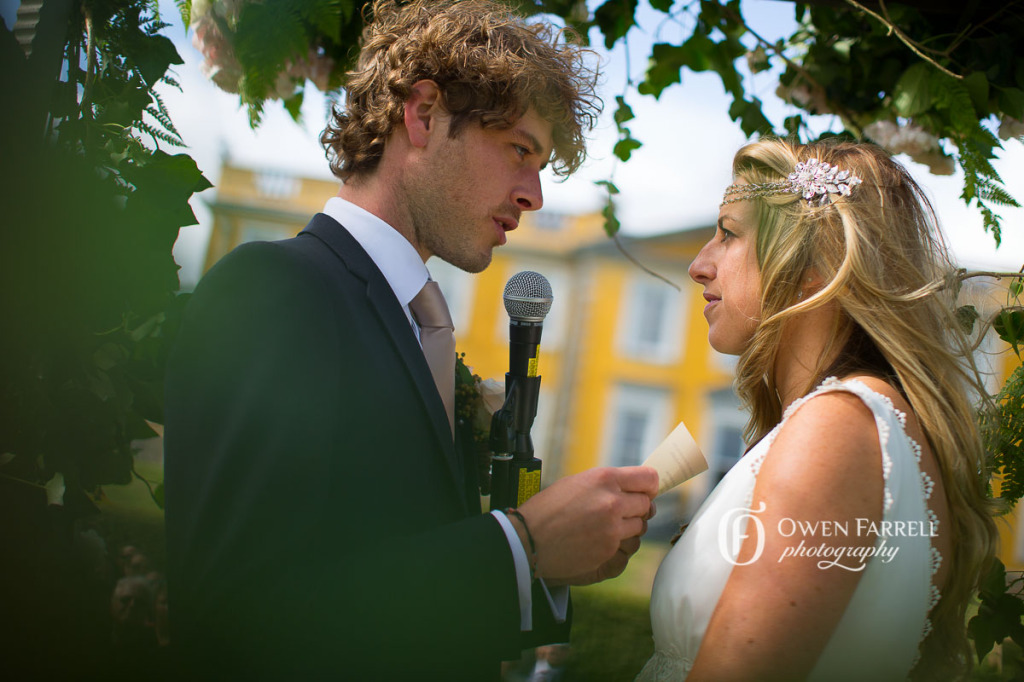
[843, 0, 962, 80]
[720, 4, 864, 137]
[957, 270, 1024, 282]
[613, 234, 681, 291]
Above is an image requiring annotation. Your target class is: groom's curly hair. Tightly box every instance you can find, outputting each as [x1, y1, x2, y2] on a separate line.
[320, 0, 599, 181]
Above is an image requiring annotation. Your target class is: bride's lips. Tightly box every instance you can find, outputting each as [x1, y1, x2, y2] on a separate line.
[702, 292, 720, 314]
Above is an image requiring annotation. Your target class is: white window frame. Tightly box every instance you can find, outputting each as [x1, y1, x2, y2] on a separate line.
[602, 383, 673, 468]
[617, 277, 684, 364]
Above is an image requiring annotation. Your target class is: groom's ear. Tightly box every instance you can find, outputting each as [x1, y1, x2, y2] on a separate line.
[403, 80, 447, 149]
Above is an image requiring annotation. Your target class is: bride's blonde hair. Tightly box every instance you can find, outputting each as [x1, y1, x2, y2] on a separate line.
[730, 138, 997, 678]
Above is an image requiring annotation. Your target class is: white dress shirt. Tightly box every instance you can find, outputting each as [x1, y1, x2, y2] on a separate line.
[321, 198, 567, 630]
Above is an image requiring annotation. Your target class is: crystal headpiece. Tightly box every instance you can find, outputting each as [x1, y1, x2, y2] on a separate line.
[721, 158, 863, 206]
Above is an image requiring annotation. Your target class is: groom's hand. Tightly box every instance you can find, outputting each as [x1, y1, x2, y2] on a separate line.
[516, 466, 657, 585]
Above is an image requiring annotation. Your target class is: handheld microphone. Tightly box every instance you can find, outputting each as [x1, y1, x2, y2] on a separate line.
[490, 271, 553, 510]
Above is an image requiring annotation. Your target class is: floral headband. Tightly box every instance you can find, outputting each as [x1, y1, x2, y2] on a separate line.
[721, 158, 863, 207]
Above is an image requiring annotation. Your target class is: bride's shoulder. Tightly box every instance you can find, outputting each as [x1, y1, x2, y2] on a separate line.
[764, 381, 884, 484]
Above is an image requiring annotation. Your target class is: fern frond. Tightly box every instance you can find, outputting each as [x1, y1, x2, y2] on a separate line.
[148, 90, 182, 140]
[137, 121, 184, 149]
[983, 364, 1024, 506]
[175, 0, 192, 30]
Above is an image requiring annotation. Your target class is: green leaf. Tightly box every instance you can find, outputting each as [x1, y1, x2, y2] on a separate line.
[980, 558, 1008, 601]
[783, 115, 803, 139]
[963, 71, 990, 116]
[968, 612, 999, 662]
[613, 136, 643, 161]
[729, 97, 773, 137]
[593, 0, 639, 50]
[302, 0, 345, 40]
[893, 63, 933, 117]
[152, 482, 165, 509]
[999, 87, 1024, 120]
[613, 96, 635, 126]
[594, 179, 620, 195]
[1011, 279, 1023, 298]
[123, 33, 183, 87]
[601, 198, 620, 237]
[708, 39, 745, 97]
[994, 310, 1024, 354]
[284, 90, 304, 123]
[956, 305, 979, 334]
[650, 0, 674, 11]
[640, 43, 687, 99]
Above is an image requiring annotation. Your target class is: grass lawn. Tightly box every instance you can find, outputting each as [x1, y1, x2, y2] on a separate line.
[565, 541, 669, 681]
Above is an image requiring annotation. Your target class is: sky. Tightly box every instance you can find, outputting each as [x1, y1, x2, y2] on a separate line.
[7, 0, 1019, 287]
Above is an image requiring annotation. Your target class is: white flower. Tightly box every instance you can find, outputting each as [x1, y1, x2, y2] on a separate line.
[865, 120, 954, 175]
[192, 16, 243, 93]
[998, 115, 1024, 140]
[478, 378, 506, 415]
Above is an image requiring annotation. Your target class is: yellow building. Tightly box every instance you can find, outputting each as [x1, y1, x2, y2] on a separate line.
[201, 162, 1024, 569]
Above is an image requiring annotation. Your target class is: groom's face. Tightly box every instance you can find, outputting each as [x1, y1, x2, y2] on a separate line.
[405, 107, 554, 273]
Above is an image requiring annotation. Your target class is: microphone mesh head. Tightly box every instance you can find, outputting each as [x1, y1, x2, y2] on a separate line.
[503, 271, 553, 322]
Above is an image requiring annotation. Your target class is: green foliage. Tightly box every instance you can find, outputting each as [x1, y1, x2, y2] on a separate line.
[994, 310, 1024, 357]
[637, 2, 770, 136]
[772, 1, 1023, 243]
[967, 559, 1024, 662]
[982, 364, 1024, 508]
[595, 179, 622, 237]
[0, 0, 209, 513]
[593, 0, 639, 50]
[196, 0, 366, 125]
[611, 95, 643, 161]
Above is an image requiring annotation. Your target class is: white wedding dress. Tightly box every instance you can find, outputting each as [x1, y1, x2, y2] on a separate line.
[637, 378, 941, 681]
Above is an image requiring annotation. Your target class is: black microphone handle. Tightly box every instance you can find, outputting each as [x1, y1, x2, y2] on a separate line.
[506, 319, 543, 460]
[508, 320, 543, 377]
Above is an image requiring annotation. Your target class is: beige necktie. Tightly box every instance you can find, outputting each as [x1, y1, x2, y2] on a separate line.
[409, 280, 456, 436]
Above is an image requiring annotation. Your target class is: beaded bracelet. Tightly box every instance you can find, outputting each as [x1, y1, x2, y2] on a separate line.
[505, 507, 538, 580]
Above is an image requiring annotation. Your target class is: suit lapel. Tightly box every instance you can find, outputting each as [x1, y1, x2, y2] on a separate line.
[298, 214, 466, 510]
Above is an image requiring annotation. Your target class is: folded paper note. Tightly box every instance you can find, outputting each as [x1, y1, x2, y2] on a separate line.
[642, 422, 708, 495]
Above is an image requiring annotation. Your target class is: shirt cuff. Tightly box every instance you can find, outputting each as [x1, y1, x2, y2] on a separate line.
[539, 580, 569, 624]
[490, 509, 533, 631]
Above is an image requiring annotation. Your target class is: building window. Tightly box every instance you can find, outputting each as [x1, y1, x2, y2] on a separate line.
[618, 278, 684, 363]
[238, 218, 293, 245]
[603, 384, 672, 468]
[254, 171, 299, 199]
[707, 388, 747, 488]
[532, 211, 566, 232]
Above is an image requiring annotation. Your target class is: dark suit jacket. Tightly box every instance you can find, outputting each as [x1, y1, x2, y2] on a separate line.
[164, 214, 569, 680]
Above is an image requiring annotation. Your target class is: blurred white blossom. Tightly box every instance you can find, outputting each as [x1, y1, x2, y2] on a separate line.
[864, 120, 955, 175]
[998, 115, 1024, 141]
[190, 1, 336, 100]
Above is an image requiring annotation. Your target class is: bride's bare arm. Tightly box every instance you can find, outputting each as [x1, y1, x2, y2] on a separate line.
[686, 391, 883, 681]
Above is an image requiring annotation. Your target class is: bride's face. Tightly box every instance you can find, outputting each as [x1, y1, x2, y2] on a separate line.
[688, 198, 761, 355]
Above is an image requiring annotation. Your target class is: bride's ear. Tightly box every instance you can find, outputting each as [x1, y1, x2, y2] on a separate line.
[799, 267, 825, 298]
